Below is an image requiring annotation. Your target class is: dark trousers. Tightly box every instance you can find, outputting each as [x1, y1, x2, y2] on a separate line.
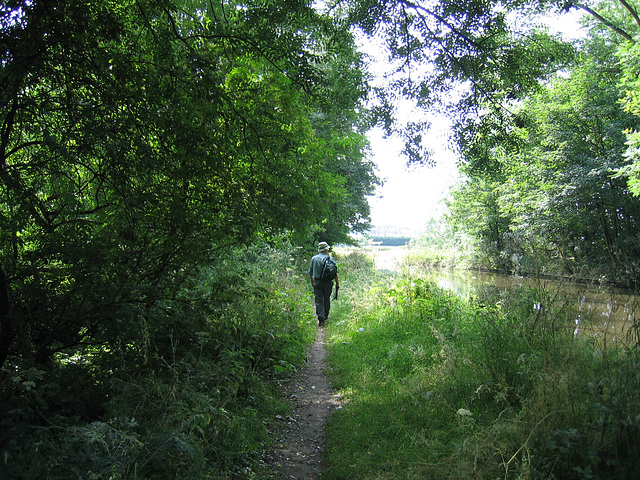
[312, 279, 333, 321]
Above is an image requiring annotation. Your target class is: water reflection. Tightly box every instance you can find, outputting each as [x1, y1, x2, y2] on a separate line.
[430, 269, 639, 342]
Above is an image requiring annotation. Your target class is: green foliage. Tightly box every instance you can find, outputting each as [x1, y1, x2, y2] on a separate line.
[617, 38, 640, 196]
[337, 0, 638, 171]
[337, 0, 578, 165]
[0, 243, 317, 478]
[0, 1, 378, 474]
[447, 177, 514, 271]
[324, 260, 640, 479]
[0, 0, 379, 374]
[405, 219, 474, 272]
[447, 33, 640, 285]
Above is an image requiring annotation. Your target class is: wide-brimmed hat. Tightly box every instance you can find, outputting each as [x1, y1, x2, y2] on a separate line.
[317, 241, 330, 252]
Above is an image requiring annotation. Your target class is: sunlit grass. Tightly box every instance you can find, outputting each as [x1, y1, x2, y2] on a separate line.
[323, 251, 640, 479]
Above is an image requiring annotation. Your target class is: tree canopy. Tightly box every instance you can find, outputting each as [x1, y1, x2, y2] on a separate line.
[2, 0, 639, 382]
[444, 1, 640, 284]
[0, 0, 381, 370]
[3, 0, 640, 476]
[1, 2, 381, 475]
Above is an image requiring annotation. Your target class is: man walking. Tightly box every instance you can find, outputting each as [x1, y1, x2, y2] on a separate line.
[308, 242, 339, 327]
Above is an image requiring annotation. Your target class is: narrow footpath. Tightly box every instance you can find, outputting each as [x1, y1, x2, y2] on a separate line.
[269, 328, 341, 479]
[268, 248, 401, 478]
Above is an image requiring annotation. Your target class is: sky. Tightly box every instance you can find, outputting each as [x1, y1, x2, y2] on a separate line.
[366, 123, 460, 235]
[360, 40, 462, 236]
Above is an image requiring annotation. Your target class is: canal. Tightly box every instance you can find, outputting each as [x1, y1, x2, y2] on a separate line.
[369, 246, 639, 342]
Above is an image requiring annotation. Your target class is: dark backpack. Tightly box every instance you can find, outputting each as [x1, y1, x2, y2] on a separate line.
[321, 256, 338, 281]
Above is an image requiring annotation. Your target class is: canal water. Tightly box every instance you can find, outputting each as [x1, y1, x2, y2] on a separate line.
[432, 269, 638, 339]
[369, 246, 639, 342]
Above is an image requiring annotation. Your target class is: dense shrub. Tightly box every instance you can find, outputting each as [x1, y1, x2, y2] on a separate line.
[0, 243, 316, 479]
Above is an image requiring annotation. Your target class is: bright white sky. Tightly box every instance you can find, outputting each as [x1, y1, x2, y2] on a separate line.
[367, 123, 460, 234]
[360, 41, 462, 235]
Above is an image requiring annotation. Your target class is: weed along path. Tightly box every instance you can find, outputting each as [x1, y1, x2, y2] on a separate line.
[270, 328, 341, 479]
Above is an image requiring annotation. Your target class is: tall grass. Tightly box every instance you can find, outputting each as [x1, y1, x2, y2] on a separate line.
[324, 250, 640, 479]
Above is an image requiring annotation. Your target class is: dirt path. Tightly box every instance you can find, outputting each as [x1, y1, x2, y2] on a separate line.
[269, 328, 341, 479]
[268, 248, 401, 478]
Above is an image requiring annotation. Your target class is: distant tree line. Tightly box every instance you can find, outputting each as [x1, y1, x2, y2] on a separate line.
[370, 236, 412, 247]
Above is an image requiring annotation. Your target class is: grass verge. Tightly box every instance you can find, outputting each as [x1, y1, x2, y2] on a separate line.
[323, 250, 640, 479]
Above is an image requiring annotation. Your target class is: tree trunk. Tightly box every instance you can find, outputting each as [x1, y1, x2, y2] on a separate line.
[0, 266, 14, 373]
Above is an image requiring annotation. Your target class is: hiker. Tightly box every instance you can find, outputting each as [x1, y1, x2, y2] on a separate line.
[308, 241, 339, 327]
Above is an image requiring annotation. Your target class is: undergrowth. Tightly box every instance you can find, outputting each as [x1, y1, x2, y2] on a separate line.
[324, 249, 640, 479]
[0, 243, 317, 479]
